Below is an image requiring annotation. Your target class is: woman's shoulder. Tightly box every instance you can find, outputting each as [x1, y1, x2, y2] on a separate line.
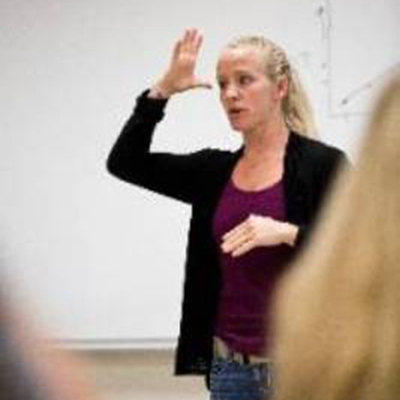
[289, 132, 346, 160]
[190, 147, 241, 172]
[193, 146, 241, 160]
[288, 132, 350, 182]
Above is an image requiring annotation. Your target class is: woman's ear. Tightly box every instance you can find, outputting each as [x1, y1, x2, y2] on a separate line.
[275, 76, 289, 100]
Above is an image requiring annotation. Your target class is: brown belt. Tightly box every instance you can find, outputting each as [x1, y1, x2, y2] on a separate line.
[213, 337, 271, 365]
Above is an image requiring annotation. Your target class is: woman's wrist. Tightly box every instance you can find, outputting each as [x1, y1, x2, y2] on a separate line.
[281, 222, 299, 247]
[149, 86, 169, 99]
[149, 80, 173, 99]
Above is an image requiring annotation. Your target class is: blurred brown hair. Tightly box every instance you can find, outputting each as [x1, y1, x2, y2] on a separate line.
[273, 71, 400, 400]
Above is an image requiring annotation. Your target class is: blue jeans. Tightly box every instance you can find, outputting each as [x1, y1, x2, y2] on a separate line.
[209, 357, 273, 400]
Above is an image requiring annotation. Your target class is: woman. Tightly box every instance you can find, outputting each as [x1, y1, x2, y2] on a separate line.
[273, 72, 400, 400]
[107, 28, 347, 399]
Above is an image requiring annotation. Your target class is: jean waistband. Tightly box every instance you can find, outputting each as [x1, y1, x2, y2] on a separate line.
[213, 337, 271, 365]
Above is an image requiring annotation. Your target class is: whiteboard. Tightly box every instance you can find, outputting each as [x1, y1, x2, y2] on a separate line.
[0, 0, 398, 347]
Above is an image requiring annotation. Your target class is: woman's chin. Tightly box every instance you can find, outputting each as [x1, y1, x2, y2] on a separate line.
[229, 120, 247, 132]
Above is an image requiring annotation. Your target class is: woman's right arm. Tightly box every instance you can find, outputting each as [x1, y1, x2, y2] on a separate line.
[107, 28, 213, 204]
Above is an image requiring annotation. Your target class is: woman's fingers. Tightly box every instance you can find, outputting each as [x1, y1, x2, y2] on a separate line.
[171, 39, 182, 63]
[222, 229, 256, 257]
[231, 239, 255, 258]
[179, 28, 200, 55]
[178, 29, 212, 90]
[223, 220, 250, 242]
[193, 32, 203, 54]
[222, 219, 253, 253]
[179, 31, 189, 53]
[221, 229, 250, 253]
[221, 215, 290, 257]
[152, 28, 212, 97]
[193, 79, 213, 90]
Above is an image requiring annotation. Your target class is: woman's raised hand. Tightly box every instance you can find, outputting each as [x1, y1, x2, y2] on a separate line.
[150, 28, 212, 98]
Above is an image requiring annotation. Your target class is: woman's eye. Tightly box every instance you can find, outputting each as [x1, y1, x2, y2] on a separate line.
[239, 75, 252, 85]
[218, 81, 226, 90]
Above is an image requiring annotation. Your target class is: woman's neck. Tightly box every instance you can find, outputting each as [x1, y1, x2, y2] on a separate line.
[241, 123, 290, 163]
[232, 122, 290, 191]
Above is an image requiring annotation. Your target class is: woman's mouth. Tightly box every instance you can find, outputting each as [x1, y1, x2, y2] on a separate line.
[229, 107, 247, 118]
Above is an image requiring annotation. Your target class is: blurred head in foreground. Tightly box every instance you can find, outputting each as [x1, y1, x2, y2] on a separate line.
[0, 279, 94, 400]
[273, 71, 400, 400]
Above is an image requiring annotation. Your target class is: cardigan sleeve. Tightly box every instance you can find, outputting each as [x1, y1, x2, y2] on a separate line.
[292, 144, 350, 248]
[106, 90, 213, 205]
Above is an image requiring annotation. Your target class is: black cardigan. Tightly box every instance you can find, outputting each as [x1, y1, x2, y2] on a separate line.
[107, 91, 348, 375]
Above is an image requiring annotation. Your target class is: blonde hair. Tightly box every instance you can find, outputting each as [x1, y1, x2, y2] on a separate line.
[273, 72, 400, 400]
[225, 36, 317, 138]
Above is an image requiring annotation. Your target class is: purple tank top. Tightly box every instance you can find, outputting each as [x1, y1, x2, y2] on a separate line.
[213, 178, 293, 356]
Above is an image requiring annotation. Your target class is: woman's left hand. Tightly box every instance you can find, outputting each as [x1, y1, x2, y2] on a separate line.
[221, 214, 298, 257]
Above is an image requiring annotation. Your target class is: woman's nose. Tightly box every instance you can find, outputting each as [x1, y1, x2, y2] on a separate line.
[224, 83, 240, 99]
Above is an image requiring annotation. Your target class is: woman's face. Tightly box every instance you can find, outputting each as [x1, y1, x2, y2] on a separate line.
[217, 47, 285, 134]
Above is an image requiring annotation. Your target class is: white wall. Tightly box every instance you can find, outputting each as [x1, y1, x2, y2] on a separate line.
[0, 0, 398, 347]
